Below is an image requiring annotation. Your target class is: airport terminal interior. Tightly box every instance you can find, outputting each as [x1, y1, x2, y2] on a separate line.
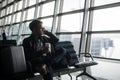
[0, 0, 120, 80]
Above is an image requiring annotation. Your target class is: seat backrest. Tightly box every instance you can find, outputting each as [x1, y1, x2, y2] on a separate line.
[55, 41, 79, 66]
[0, 46, 27, 76]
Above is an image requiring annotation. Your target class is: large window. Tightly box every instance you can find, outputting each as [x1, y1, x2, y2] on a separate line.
[0, 0, 120, 60]
[89, 0, 120, 60]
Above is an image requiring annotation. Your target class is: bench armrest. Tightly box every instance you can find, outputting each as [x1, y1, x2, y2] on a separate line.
[79, 53, 94, 61]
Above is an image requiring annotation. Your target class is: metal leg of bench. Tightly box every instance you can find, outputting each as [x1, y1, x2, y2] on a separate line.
[57, 72, 61, 80]
[76, 68, 96, 80]
[68, 73, 72, 80]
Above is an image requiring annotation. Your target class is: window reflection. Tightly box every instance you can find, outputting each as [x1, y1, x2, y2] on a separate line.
[90, 34, 120, 59]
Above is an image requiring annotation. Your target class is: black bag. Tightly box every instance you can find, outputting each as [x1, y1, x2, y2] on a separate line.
[53, 41, 79, 69]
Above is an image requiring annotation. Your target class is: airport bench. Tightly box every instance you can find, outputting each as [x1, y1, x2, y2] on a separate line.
[0, 41, 98, 80]
[52, 41, 98, 80]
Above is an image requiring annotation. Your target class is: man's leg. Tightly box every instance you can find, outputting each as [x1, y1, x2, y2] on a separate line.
[52, 48, 67, 63]
[43, 48, 67, 65]
[42, 66, 53, 80]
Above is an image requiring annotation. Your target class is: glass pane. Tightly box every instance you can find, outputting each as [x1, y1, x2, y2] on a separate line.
[37, 6, 42, 18]
[0, 19, 1, 26]
[92, 7, 120, 31]
[94, 0, 120, 6]
[29, 0, 36, 6]
[13, 13, 17, 23]
[18, 0, 23, 10]
[8, 0, 14, 4]
[26, 8, 35, 20]
[90, 33, 120, 59]
[4, 26, 9, 36]
[60, 13, 83, 32]
[41, 1, 55, 17]
[6, 5, 12, 15]
[1, 9, 5, 17]
[20, 23, 25, 34]
[5, 15, 11, 24]
[41, 0, 46, 2]
[14, 3, 18, 12]
[11, 24, 19, 35]
[16, 12, 21, 22]
[0, 28, 2, 36]
[23, 11, 27, 21]
[11, 36, 18, 40]
[59, 34, 80, 54]
[5, 17, 8, 25]
[62, 0, 84, 12]
[24, 22, 32, 34]
[6, 7, 9, 15]
[0, 18, 4, 26]
[2, 0, 6, 7]
[41, 18, 53, 31]
[9, 5, 13, 14]
[24, 0, 28, 8]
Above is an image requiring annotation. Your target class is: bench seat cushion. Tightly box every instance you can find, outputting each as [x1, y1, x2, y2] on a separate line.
[74, 61, 98, 68]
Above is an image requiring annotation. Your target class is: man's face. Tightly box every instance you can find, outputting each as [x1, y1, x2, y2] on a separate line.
[35, 23, 44, 35]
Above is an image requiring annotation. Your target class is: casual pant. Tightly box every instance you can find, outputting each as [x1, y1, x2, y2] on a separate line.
[31, 48, 67, 80]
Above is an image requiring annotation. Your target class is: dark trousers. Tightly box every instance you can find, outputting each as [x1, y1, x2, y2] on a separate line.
[31, 48, 67, 80]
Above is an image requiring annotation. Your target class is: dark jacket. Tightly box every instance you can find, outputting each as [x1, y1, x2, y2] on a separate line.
[23, 31, 59, 61]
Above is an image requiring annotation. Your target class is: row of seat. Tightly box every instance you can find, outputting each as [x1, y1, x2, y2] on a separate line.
[0, 41, 98, 80]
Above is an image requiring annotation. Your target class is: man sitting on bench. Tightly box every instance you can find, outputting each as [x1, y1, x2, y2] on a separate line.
[23, 20, 67, 80]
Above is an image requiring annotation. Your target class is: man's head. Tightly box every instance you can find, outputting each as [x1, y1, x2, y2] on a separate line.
[29, 20, 44, 35]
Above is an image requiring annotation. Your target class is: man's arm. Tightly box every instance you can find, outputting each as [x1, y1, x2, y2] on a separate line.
[44, 31, 59, 44]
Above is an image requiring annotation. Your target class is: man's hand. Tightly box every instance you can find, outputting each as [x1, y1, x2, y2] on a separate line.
[43, 43, 51, 54]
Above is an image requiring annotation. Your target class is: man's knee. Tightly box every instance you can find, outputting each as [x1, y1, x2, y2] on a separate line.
[57, 48, 67, 55]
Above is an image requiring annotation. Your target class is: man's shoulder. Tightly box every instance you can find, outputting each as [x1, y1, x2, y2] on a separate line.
[23, 36, 31, 42]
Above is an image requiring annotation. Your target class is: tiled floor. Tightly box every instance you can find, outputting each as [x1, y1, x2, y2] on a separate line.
[30, 71, 107, 80]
